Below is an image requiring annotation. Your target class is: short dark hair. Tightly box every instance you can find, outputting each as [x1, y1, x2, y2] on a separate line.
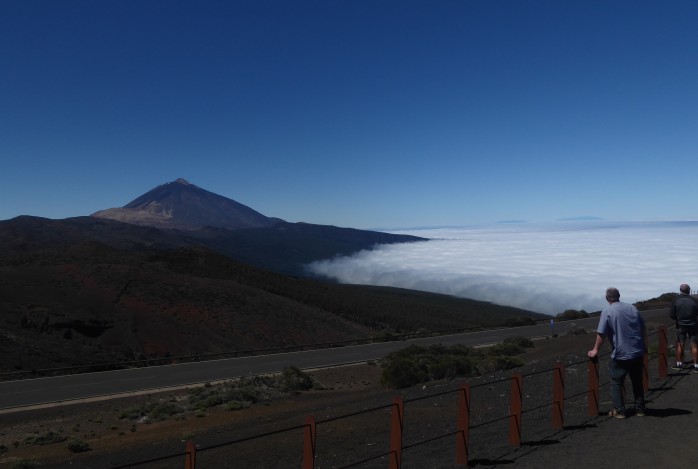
[680, 284, 691, 294]
[605, 287, 620, 302]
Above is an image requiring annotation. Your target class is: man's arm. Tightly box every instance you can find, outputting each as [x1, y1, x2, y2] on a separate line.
[588, 333, 605, 359]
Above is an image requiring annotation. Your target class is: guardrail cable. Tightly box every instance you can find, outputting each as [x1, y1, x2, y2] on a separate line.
[101, 315, 674, 468]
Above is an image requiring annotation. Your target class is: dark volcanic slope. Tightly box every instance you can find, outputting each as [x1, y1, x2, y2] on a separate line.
[92, 178, 280, 230]
[0, 239, 544, 373]
[0, 245, 373, 372]
[191, 221, 424, 276]
[0, 216, 190, 255]
[0, 216, 424, 277]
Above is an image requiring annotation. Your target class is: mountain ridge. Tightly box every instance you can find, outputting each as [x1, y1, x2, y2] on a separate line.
[0, 215, 424, 277]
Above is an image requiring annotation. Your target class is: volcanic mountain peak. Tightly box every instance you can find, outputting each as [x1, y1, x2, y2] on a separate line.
[92, 179, 280, 231]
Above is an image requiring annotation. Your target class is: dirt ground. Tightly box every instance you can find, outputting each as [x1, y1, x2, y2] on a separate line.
[0, 329, 681, 468]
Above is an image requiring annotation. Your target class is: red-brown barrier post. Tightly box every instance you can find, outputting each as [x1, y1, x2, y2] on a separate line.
[303, 415, 316, 469]
[552, 362, 565, 429]
[658, 325, 668, 378]
[508, 373, 522, 447]
[184, 440, 196, 469]
[588, 358, 599, 416]
[456, 382, 471, 466]
[390, 396, 404, 469]
[643, 332, 649, 391]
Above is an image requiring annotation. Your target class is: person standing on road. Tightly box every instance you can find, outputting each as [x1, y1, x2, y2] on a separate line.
[669, 283, 698, 373]
[587, 287, 646, 419]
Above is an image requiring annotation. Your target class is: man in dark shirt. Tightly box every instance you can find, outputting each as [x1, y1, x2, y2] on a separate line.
[669, 283, 698, 372]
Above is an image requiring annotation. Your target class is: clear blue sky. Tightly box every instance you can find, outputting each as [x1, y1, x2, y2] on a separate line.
[2, 1, 697, 230]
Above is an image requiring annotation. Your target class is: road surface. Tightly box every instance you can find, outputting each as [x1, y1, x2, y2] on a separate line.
[0, 309, 670, 411]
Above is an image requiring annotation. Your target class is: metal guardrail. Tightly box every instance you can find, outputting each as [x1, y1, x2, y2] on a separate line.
[107, 323, 676, 468]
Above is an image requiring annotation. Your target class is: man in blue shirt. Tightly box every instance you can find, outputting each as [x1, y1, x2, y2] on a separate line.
[587, 287, 646, 419]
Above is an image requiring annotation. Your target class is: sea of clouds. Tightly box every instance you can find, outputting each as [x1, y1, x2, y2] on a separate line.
[308, 221, 698, 316]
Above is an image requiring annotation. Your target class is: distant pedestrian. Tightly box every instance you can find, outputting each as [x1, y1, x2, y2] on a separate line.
[587, 287, 646, 418]
[669, 283, 698, 373]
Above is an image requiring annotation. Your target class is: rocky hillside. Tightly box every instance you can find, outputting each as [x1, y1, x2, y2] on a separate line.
[0, 242, 545, 374]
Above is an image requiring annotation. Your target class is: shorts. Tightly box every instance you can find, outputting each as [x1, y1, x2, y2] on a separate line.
[675, 324, 698, 344]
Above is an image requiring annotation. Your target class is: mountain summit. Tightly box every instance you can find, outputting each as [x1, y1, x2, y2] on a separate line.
[85, 178, 425, 276]
[92, 179, 280, 230]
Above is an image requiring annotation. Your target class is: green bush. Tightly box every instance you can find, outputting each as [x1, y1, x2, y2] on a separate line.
[381, 355, 429, 389]
[487, 342, 524, 356]
[503, 336, 535, 349]
[66, 438, 91, 453]
[189, 386, 224, 409]
[24, 431, 66, 446]
[280, 366, 314, 391]
[237, 386, 263, 403]
[226, 400, 250, 411]
[147, 402, 184, 421]
[380, 344, 482, 388]
[429, 355, 476, 380]
[119, 400, 184, 422]
[381, 340, 529, 389]
[119, 402, 157, 421]
[556, 309, 589, 320]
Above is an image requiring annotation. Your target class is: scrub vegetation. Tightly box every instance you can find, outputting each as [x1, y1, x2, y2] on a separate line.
[380, 337, 534, 389]
[118, 367, 322, 424]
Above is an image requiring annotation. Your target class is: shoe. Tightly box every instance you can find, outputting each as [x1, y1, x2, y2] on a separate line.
[692, 367, 698, 374]
[609, 409, 626, 419]
[636, 409, 646, 417]
[671, 363, 684, 371]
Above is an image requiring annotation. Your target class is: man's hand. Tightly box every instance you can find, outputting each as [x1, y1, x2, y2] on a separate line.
[589, 333, 604, 360]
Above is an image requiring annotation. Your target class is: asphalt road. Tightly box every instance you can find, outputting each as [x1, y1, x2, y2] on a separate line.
[0, 309, 670, 411]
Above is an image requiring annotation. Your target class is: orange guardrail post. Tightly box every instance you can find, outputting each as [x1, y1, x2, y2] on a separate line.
[184, 440, 196, 469]
[389, 396, 404, 469]
[303, 415, 316, 469]
[508, 373, 522, 447]
[588, 358, 599, 416]
[552, 362, 565, 429]
[456, 382, 471, 466]
[658, 325, 668, 378]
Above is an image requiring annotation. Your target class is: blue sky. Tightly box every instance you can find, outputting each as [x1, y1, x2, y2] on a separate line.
[2, 1, 697, 230]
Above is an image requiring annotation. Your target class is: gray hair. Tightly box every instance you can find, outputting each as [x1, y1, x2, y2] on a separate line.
[605, 287, 620, 302]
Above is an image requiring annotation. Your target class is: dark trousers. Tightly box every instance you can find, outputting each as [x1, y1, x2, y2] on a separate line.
[610, 357, 645, 413]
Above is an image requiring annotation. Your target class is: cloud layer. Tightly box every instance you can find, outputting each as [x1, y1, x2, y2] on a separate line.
[308, 221, 698, 316]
